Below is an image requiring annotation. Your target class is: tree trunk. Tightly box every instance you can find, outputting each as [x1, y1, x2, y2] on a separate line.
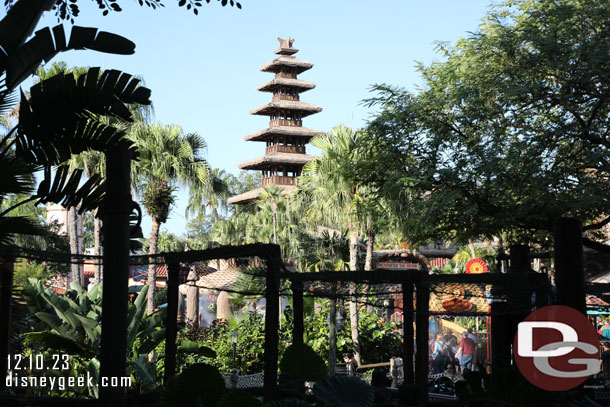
[364, 231, 374, 271]
[349, 229, 361, 365]
[328, 296, 337, 376]
[272, 203, 277, 245]
[468, 239, 476, 259]
[186, 268, 199, 327]
[147, 217, 160, 316]
[68, 206, 80, 286]
[93, 210, 102, 283]
[364, 230, 375, 313]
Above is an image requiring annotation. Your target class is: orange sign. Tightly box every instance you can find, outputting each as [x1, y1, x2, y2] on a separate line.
[465, 258, 488, 274]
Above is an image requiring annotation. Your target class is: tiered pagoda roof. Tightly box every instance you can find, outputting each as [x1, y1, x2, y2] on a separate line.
[228, 37, 323, 205]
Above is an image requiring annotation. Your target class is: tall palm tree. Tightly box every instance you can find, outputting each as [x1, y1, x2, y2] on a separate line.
[128, 123, 211, 315]
[67, 150, 105, 283]
[298, 125, 371, 365]
[186, 168, 230, 223]
[185, 168, 229, 252]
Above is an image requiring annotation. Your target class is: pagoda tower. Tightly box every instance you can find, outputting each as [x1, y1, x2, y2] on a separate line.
[228, 37, 323, 205]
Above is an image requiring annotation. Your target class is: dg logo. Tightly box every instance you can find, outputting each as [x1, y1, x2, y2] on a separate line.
[514, 305, 600, 391]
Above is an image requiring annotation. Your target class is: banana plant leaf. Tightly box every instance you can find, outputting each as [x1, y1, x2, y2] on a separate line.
[33, 311, 61, 328]
[127, 284, 149, 349]
[5, 25, 136, 90]
[86, 358, 100, 399]
[0, 0, 55, 69]
[129, 355, 156, 392]
[24, 331, 90, 356]
[16, 67, 151, 165]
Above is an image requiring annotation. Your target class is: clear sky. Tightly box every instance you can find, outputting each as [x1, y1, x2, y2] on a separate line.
[18, 0, 494, 238]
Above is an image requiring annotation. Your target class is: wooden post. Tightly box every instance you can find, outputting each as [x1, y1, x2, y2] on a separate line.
[402, 282, 414, 385]
[292, 278, 304, 344]
[99, 145, 131, 406]
[507, 245, 531, 359]
[263, 245, 281, 402]
[535, 274, 550, 309]
[553, 218, 586, 314]
[490, 299, 511, 375]
[0, 256, 14, 391]
[164, 262, 180, 382]
[415, 273, 429, 406]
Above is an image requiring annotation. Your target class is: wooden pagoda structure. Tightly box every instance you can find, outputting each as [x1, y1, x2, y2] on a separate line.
[228, 37, 323, 205]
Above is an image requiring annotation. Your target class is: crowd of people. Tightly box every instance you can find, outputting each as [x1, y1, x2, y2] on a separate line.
[430, 328, 478, 375]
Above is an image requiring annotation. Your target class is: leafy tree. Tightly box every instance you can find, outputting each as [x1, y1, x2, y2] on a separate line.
[128, 122, 212, 315]
[364, 0, 610, 247]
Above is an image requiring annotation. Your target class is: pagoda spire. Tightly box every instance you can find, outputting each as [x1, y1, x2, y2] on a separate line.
[228, 38, 323, 205]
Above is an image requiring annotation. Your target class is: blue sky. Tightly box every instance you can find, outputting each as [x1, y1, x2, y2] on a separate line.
[21, 0, 493, 237]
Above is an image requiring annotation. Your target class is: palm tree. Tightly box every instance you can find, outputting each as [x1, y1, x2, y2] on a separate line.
[257, 185, 285, 245]
[128, 123, 211, 315]
[298, 125, 370, 366]
[185, 168, 230, 253]
[186, 168, 230, 223]
[67, 150, 105, 283]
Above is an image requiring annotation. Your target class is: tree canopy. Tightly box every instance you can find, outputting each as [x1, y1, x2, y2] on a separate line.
[363, 0, 610, 246]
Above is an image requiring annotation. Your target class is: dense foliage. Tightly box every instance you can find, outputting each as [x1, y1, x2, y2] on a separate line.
[177, 312, 291, 375]
[363, 0, 610, 246]
[304, 301, 402, 365]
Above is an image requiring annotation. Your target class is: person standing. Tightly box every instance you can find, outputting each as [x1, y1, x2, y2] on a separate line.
[432, 334, 448, 374]
[467, 328, 478, 370]
[343, 352, 358, 376]
[455, 331, 475, 373]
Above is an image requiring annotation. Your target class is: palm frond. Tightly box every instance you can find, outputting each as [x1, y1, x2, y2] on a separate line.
[5, 25, 136, 90]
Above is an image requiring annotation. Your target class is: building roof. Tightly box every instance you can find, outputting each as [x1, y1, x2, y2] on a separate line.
[250, 100, 322, 117]
[275, 37, 298, 56]
[256, 78, 315, 93]
[194, 266, 240, 291]
[237, 152, 315, 170]
[85, 262, 215, 279]
[227, 185, 296, 205]
[260, 55, 313, 74]
[244, 126, 324, 142]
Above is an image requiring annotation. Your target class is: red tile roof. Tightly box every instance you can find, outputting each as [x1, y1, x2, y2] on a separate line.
[84, 262, 216, 279]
